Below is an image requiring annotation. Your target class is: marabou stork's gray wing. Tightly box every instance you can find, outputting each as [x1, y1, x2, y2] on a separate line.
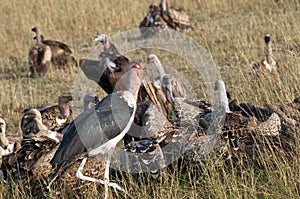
[50, 92, 135, 167]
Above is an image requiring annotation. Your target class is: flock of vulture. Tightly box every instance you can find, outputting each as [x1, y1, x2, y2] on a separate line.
[1, 0, 300, 198]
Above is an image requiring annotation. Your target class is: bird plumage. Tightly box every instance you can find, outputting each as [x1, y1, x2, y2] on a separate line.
[1, 122, 62, 195]
[50, 61, 144, 169]
[139, 0, 192, 34]
[0, 118, 19, 157]
[50, 92, 136, 167]
[81, 34, 130, 94]
[22, 94, 73, 134]
[21, 108, 49, 138]
[139, 4, 168, 37]
[39, 94, 74, 132]
[120, 139, 165, 177]
[83, 93, 100, 111]
[146, 54, 188, 120]
[2, 134, 60, 180]
[82, 34, 160, 110]
[32, 27, 76, 66]
[147, 54, 188, 101]
[253, 34, 279, 72]
[159, 0, 192, 31]
[28, 28, 52, 77]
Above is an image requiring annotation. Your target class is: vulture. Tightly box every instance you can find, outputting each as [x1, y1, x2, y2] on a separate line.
[253, 34, 279, 72]
[48, 62, 145, 198]
[1, 114, 62, 195]
[229, 97, 296, 131]
[22, 94, 73, 134]
[50, 132, 166, 197]
[81, 34, 130, 94]
[28, 27, 52, 77]
[147, 54, 188, 103]
[139, 4, 168, 37]
[125, 99, 176, 145]
[0, 118, 19, 158]
[20, 108, 64, 140]
[139, 5, 167, 29]
[224, 96, 300, 161]
[189, 80, 283, 162]
[219, 108, 295, 166]
[159, 0, 192, 31]
[256, 112, 281, 136]
[150, 80, 229, 163]
[146, 54, 188, 119]
[21, 109, 49, 138]
[31, 27, 76, 66]
[229, 99, 272, 122]
[139, 0, 192, 33]
[81, 34, 159, 106]
[83, 93, 101, 111]
[195, 80, 254, 152]
[151, 80, 174, 118]
[120, 139, 166, 178]
[94, 33, 126, 61]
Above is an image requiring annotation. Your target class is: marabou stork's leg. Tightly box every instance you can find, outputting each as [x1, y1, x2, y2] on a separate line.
[75, 157, 127, 196]
[104, 153, 111, 199]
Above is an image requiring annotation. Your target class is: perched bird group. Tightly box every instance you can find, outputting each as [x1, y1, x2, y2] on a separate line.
[139, 0, 192, 36]
[1, 3, 298, 197]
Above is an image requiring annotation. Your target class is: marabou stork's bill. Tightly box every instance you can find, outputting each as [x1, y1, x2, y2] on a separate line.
[49, 61, 145, 197]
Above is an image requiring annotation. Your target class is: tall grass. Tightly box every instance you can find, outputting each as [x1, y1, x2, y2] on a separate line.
[0, 0, 299, 198]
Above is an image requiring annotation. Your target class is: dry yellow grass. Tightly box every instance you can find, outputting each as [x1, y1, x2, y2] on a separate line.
[0, 0, 300, 198]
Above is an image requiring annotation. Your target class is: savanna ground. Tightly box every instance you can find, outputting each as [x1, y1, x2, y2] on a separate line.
[0, 0, 300, 198]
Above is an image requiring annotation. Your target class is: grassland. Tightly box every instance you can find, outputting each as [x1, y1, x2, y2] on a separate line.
[0, 0, 300, 198]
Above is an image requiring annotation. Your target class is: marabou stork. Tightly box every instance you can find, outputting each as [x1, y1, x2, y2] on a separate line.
[49, 61, 145, 198]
